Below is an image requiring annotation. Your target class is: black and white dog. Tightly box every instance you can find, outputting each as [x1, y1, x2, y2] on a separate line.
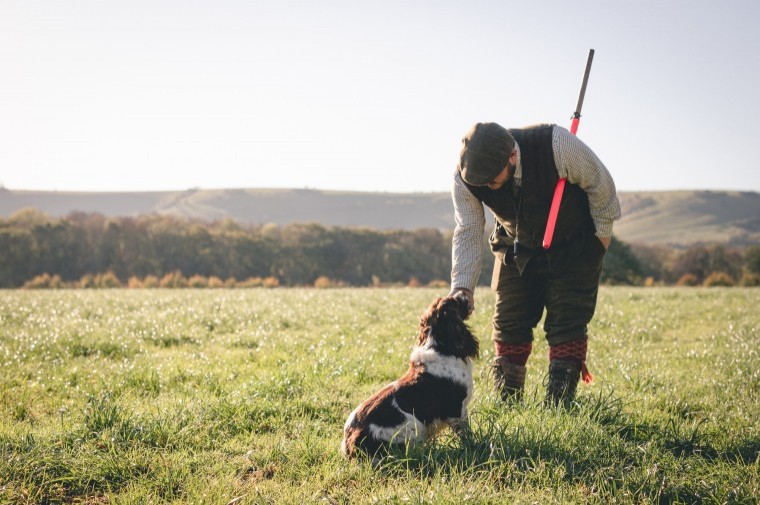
[341, 293, 479, 459]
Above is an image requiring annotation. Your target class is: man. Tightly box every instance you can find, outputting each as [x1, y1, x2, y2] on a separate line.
[449, 122, 620, 406]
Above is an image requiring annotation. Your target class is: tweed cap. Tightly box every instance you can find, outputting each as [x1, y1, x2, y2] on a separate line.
[458, 122, 515, 185]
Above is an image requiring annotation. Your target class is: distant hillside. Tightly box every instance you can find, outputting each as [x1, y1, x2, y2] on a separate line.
[1, 187, 758, 246]
[614, 191, 760, 246]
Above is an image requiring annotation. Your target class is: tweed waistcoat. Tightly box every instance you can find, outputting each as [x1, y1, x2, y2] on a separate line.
[461, 124, 594, 251]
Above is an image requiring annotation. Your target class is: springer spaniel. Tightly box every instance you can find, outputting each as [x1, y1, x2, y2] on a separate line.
[341, 293, 479, 460]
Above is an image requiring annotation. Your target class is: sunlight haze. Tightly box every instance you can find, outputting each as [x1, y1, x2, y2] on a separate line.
[1, 0, 758, 193]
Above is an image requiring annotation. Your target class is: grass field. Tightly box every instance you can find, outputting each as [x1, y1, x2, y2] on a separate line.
[0, 287, 758, 504]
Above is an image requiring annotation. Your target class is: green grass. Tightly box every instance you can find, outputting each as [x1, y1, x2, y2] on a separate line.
[0, 288, 757, 504]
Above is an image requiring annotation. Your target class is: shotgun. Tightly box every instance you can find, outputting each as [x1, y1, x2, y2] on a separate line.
[542, 48, 595, 249]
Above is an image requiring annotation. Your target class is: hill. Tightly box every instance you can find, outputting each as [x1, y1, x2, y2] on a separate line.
[1, 187, 758, 246]
[614, 190, 760, 246]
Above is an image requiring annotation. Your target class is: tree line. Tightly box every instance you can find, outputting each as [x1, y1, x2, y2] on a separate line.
[1, 209, 758, 288]
[0, 209, 453, 288]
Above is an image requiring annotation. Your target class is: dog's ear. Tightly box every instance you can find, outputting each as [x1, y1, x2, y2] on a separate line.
[421, 298, 444, 325]
[418, 297, 443, 344]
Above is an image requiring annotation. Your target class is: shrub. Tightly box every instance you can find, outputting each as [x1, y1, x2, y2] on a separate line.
[127, 276, 143, 288]
[313, 276, 333, 289]
[188, 274, 208, 288]
[313, 276, 346, 288]
[739, 272, 760, 287]
[97, 271, 122, 288]
[23, 273, 56, 289]
[79, 273, 98, 289]
[207, 276, 225, 288]
[238, 277, 263, 288]
[676, 273, 699, 286]
[143, 275, 160, 288]
[703, 271, 735, 287]
[160, 271, 188, 288]
[224, 277, 237, 288]
[426, 279, 449, 289]
[262, 276, 280, 288]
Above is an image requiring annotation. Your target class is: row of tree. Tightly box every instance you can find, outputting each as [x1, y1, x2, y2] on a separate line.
[1, 209, 454, 288]
[1, 209, 758, 288]
[630, 242, 760, 286]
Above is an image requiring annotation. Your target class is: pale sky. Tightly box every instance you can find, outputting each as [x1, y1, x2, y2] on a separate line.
[1, 0, 759, 193]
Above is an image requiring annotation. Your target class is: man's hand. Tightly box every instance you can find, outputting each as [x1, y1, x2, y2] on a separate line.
[598, 236, 611, 250]
[448, 287, 474, 317]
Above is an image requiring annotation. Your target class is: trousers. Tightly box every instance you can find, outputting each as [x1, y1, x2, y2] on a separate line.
[490, 232, 606, 346]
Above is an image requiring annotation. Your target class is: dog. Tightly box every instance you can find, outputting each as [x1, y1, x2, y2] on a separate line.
[341, 293, 479, 460]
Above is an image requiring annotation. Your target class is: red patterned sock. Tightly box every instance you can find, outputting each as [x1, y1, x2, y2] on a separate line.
[494, 342, 533, 366]
[549, 338, 593, 384]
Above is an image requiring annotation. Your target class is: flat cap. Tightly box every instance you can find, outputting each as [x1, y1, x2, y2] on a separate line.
[458, 122, 514, 185]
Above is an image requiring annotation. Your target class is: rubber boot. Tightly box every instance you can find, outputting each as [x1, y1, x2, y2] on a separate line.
[492, 356, 527, 403]
[545, 359, 582, 408]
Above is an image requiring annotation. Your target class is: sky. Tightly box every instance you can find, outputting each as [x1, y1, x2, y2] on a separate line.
[1, 0, 759, 194]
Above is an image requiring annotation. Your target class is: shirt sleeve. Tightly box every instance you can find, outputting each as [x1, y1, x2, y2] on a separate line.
[552, 126, 621, 238]
[451, 171, 486, 292]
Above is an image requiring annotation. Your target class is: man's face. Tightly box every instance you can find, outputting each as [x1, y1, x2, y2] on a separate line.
[485, 149, 517, 190]
[486, 164, 511, 190]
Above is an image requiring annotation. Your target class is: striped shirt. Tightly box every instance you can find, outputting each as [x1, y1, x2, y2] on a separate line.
[451, 125, 621, 292]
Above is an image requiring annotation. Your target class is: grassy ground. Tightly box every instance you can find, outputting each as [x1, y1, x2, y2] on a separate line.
[0, 287, 757, 504]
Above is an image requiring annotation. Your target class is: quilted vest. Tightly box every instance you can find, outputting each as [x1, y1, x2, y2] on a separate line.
[461, 124, 594, 252]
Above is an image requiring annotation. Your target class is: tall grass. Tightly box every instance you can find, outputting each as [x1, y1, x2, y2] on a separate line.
[0, 288, 757, 503]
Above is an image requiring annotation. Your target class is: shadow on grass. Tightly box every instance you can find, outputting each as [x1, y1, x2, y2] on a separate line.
[577, 387, 759, 464]
[363, 386, 758, 503]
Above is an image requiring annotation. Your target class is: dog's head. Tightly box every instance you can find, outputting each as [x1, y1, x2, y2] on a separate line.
[418, 294, 479, 360]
